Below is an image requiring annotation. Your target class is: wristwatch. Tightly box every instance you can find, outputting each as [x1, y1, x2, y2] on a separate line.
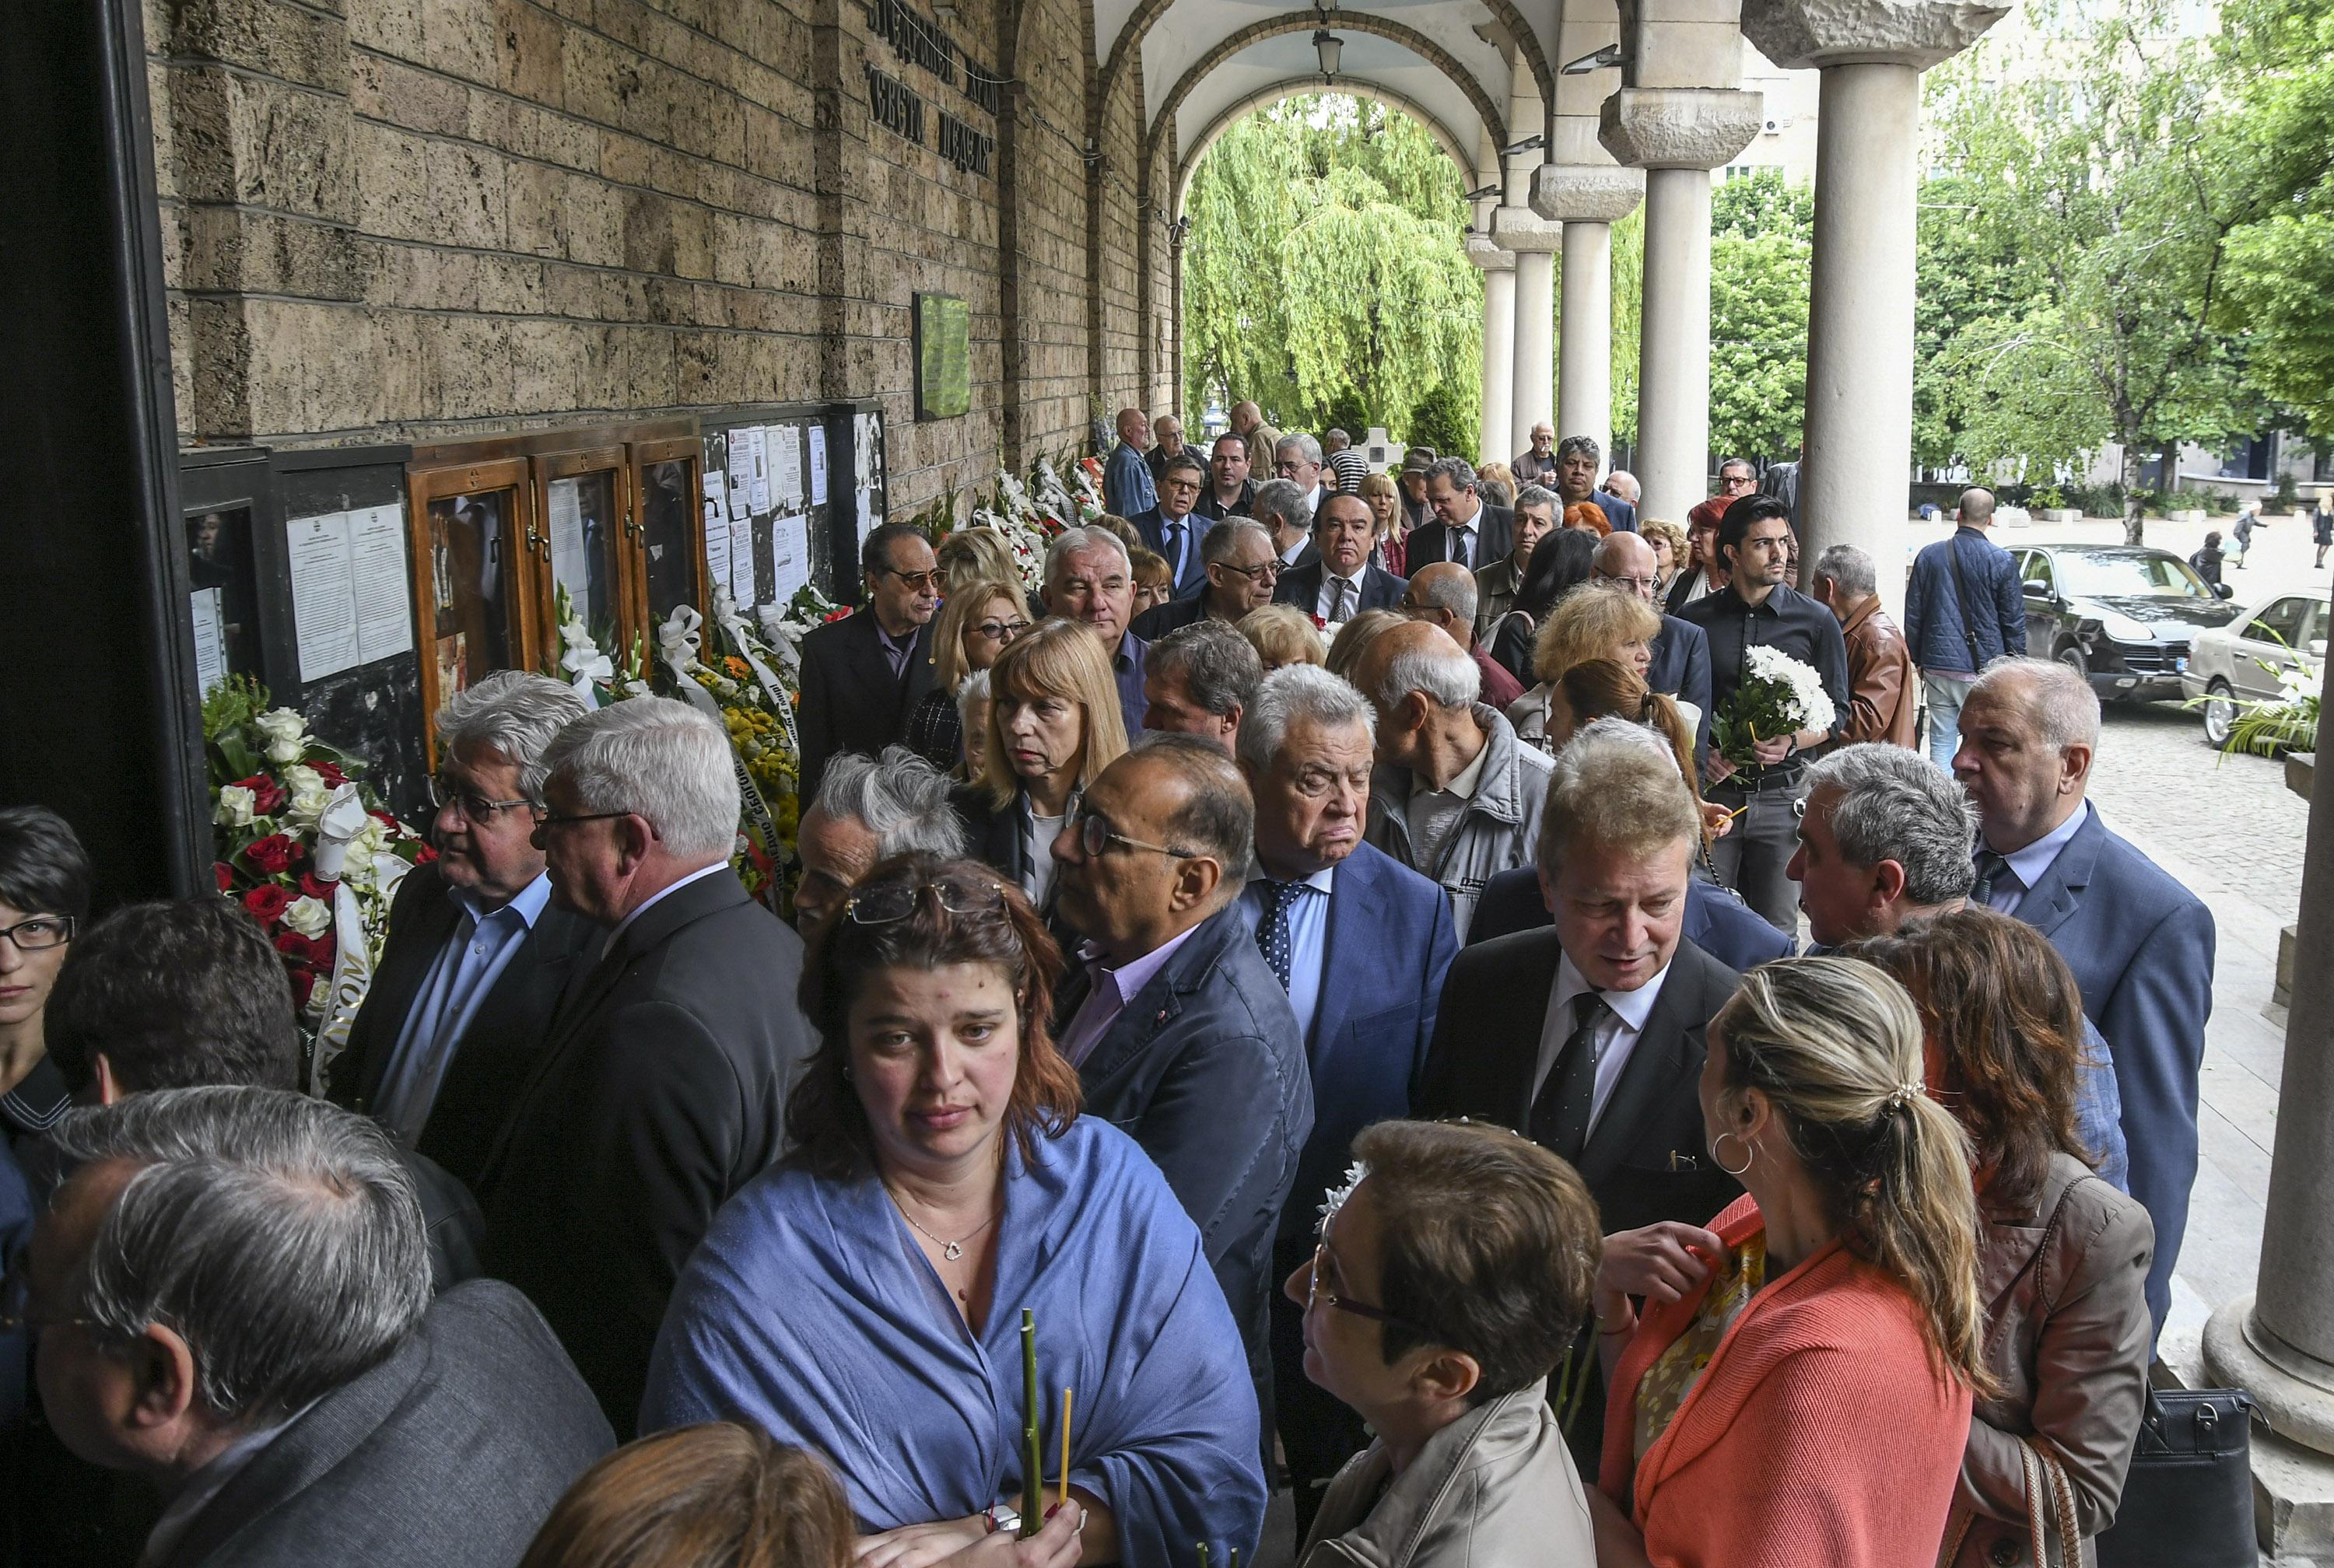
[984, 1503, 1022, 1535]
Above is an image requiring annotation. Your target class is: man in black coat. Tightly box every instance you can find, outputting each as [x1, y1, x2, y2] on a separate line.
[478, 698, 815, 1436]
[1050, 738, 1313, 1461]
[796, 521, 941, 804]
[1274, 491, 1407, 623]
[1406, 457, 1513, 571]
[328, 671, 598, 1192]
[29, 1088, 611, 1568]
[1417, 721, 1743, 1468]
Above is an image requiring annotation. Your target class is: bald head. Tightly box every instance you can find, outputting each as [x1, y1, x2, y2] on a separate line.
[1116, 408, 1150, 446]
[1229, 401, 1261, 435]
[1400, 562, 1480, 648]
[1958, 487, 1996, 527]
[1590, 531, 1660, 602]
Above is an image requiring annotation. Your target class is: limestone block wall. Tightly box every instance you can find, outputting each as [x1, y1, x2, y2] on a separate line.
[145, 0, 1167, 514]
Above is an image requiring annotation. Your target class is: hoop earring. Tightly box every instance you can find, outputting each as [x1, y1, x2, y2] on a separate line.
[1712, 1131, 1754, 1178]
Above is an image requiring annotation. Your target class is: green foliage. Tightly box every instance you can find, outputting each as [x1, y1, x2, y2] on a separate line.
[1606, 208, 1644, 448]
[1182, 95, 1480, 443]
[1407, 382, 1475, 464]
[1704, 173, 1810, 461]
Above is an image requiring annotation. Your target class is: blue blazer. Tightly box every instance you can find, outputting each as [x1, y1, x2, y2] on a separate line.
[1647, 614, 1714, 761]
[1132, 507, 1210, 598]
[1282, 842, 1459, 1241]
[1466, 864, 1794, 975]
[2012, 805, 2214, 1332]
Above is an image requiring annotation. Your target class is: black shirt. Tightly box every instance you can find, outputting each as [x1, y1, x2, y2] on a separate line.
[1677, 580, 1851, 753]
[1194, 481, 1256, 522]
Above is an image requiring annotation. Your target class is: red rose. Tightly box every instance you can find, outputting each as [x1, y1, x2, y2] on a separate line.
[310, 761, 348, 786]
[1308, 613, 1326, 629]
[307, 932, 337, 967]
[415, 845, 440, 865]
[214, 861, 234, 892]
[368, 809, 399, 828]
[245, 834, 297, 875]
[231, 773, 287, 815]
[243, 884, 293, 924]
[298, 870, 335, 899]
[274, 930, 318, 964]
[287, 968, 316, 1009]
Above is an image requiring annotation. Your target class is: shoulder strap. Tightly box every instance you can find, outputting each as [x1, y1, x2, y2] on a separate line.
[1943, 535, 1987, 663]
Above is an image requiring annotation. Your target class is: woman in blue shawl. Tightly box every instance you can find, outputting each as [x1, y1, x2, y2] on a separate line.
[643, 857, 1266, 1567]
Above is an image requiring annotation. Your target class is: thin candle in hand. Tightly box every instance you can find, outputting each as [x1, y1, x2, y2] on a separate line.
[1059, 1385, 1074, 1510]
[1021, 1310, 1042, 1539]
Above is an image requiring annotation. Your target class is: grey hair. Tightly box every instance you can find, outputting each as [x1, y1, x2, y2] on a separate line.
[540, 696, 741, 860]
[1274, 432, 1323, 467]
[1250, 478, 1313, 536]
[46, 1087, 430, 1426]
[1126, 733, 1254, 900]
[1374, 636, 1481, 712]
[1045, 526, 1133, 586]
[1237, 663, 1376, 771]
[812, 746, 969, 859]
[1151, 621, 1263, 720]
[1536, 718, 1700, 881]
[1804, 744, 1978, 905]
[1812, 544, 1877, 599]
[433, 671, 591, 803]
[1160, 450, 1206, 482]
[1556, 435, 1600, 465]
[1425, 457, 1477, 492]
[1718, 456, 1755, 480]
[955, 667, 992, 729]
[1972, 656, 2101, 750]
[1515, 483, 1558, 516]
[1201, 516, 1274, 565]
[1411, 565, 1478, 623]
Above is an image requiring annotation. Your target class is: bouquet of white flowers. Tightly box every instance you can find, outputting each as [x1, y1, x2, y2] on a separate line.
[1713, 646, 1836, 766]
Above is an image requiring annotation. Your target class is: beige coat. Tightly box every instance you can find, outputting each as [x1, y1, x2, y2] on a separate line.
[1298, 1380, 1596, 1568]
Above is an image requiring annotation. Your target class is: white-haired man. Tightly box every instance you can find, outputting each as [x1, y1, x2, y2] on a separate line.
[483, 698, 814, 1435]
[1044, 524, 1150, 733]
[1354, 620, 1551, 940]
[793, 745, 969, 934]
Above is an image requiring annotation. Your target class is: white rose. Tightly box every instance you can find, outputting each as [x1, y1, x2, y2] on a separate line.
[284, 783, 332, 830]
[215, 786, 257, 828]
[280, 764, 322, 795]
[255, 708, 308, 764]
[281, 894, 333, 937]
[349, 821, 387, 863]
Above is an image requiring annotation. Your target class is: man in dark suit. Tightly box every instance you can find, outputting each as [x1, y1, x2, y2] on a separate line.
[1233, 666, 1457, 1533]
[327, 672, 598, 1191]
[1275, 491, 1407, 624]
[796, 521, 941, 804]
[1407, 457, 1514, 571]
[1551, 434, 1637, 534]
[1592, 531, 1713, 761]
[1130, 518, 1281, 640]
[1418, 720, 1744, 1465]
[1051, 737, 1313, 1460]
[480, 698, 815, 1434]
[1955, 658, 2214, 1332]
[1130, 451, 1210, 598]
[29, 1089, 612, 1568]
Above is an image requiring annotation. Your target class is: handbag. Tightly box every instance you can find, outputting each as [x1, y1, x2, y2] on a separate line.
[1940, 1434, 2081, 1566]
[1943, 534, 1989, 669]
[2093, 1387, 2260, 1568]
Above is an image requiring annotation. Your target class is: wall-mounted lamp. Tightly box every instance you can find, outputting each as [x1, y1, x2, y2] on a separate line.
[1461, 183, 1501, 202]
[1313, 28, 1341, 81]
[1498, 133, 1544, 156]
[1560, 42, 1624, 74]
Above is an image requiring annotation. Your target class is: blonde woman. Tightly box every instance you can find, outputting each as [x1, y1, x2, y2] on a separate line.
[1508, 588, 1663, 749]
[1237, 604, 1327, 671]
[1592, 957, 1985, 1568]
[1360, 471, 1407, 576]
[1324, 607, 1404, 683]
[1129, 548, 1174, 617]
[906, 577, 1031, 772]
[935, 527, 1018, 596]
[951, 618, 1128, 911]
[1638, 519, 1688, 598]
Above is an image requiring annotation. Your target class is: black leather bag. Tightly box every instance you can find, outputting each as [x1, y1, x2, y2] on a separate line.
[2094, 1388, 2259, 1568]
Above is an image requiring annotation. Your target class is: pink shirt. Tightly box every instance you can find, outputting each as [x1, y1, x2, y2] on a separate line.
[1056, 924, 1205, 1066]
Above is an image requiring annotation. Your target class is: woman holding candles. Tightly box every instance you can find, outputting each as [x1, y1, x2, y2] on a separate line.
[640, 856, 1266, 1568]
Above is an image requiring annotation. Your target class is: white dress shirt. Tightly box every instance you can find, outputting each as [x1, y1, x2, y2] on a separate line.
[1316, 567, 1367, 623]
[1532, 950, 1675, 1136]
[1980, 800, 2091, 912]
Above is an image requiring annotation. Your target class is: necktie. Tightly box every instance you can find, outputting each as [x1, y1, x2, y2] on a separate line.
[1331, 575, 1354, 622]
[1971, 849, 2022, 912]
[1256, 881, 1298, 989]
[1165, 521, 1185, 584]
[1455, 527, 1473, 569]
[1530, 992, 1608, 1165]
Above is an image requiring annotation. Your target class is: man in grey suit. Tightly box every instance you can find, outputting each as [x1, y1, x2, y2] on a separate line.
[478, 698, 815, 1435]
[26, 1087, 611, 1568]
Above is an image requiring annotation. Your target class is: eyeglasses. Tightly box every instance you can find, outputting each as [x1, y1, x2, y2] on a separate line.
[1218, 560, 1281, 583]
[531, 809, 630, 833]
[428, 775, 533, 823]
[1595, 569, 1661, 593]
[1306, 1243, 1435, 1338]
[0, 916, 72, 952]
[971, 618, 1029, 643]
[843, 876, 1009, 925]
[1722, 474, 1758, 489]
[0, 1269, 96, 1334]
[886, 569, 944, 593]
[1070, 810, 1196, 861]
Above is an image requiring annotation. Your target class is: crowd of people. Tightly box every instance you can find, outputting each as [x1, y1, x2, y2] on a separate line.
[0, 402, 2217, 1568]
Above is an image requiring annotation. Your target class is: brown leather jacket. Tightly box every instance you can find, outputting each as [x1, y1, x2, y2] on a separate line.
[1839, 597, 1917, 747]
[1947, 1153, 2154, 1568]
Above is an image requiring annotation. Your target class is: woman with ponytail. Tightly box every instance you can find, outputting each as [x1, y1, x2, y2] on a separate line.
[1589, 957, 1985, 1568]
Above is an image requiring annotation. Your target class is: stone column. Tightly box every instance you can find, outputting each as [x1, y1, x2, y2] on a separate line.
[1469, 236, 1517, 466]
[1493, 208, 1561, 464]
[1600, 89, 1765, 526]
[1741, 0, 2003, 620]
[1530, 166, 1643, 468]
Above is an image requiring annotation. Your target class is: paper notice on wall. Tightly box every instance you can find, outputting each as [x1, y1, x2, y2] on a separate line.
[729, 513, 755, 606]
[189, 588, 227, 696]
[704, 502, 731, 596]
[745, 426, 768, 485]
[772, 514, 811, 600]
[548, 478, 588, 604]
[748, 479, 771, 515]
[703, 467, 724, 503]
[854, 416, 874, 488]
[857, 488, 878, 546]
[808, 429, 829, 506]
[727, 437, 754, 511]
[349, 503, 413, 665]
[770, 427, 803, 508]
[286, 510, 361, 682]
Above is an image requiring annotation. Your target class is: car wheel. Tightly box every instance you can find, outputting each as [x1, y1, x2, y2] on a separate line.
[2055, 642, 2090, 681]
[2202, 679, 2236, 747]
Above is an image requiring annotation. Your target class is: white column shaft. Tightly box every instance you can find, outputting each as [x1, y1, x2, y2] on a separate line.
[1801, 61, 1920, 621]
[1480, 267, 1516, 466]
[1511, 250, 1554, 464]
[1558, 221, 1613, 466]
[1638, 166, 1715, 526]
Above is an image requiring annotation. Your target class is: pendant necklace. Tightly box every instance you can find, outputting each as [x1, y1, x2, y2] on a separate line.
[887, 1187, 1000, 1262]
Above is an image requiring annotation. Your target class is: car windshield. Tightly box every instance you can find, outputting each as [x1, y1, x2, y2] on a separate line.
[2051, 550, 2213, 599]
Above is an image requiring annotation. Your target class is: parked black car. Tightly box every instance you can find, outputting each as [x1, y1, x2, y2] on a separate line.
[2006, 543, 2241, 702]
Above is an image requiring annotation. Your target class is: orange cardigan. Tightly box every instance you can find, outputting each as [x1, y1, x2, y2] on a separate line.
[1600, 1194, 1973, 1568]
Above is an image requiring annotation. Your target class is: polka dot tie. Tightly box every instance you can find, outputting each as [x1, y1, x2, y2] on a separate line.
[1256, 880, 1297, 989]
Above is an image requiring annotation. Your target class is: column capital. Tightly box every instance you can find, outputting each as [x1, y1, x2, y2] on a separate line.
[1489, 206, 1563, 254]
[1464, 233, 1516, 271]
[1741, 0, 2007, 69]
[1600, 88, 1767, 171]
[1530, 163, 1645, 225]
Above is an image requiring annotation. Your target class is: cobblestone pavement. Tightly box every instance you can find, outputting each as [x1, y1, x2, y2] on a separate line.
[2088, 700, 2307, 928]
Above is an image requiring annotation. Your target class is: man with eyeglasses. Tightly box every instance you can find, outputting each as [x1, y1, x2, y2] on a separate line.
[1687, 457, 1758, 538]
[796, 521, 942, 806]
[1050, 736, 1312, 1468]
[1134, 519, 1282, 640]
[1591, 530, 1713, 765]
[329, 672, 598, 1191]
[1130, 451, 1210, 598]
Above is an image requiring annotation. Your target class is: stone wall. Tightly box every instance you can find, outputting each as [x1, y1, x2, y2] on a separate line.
[145, 0, 1167, 515]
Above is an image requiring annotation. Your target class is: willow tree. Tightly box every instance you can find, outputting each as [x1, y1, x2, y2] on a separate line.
[1182, 96, 1481, 440]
